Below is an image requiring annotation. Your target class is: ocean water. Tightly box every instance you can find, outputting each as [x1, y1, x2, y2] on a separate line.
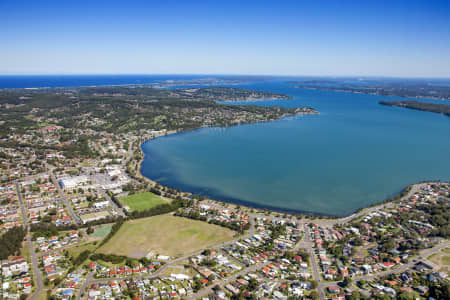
[0, 74, 222, 89]
[141, 81, 450, 216]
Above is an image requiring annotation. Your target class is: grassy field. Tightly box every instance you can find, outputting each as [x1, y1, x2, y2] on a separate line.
[120, 192, 167, 211]
[20, 241, 30, 259]
[429, 246, 450, 275]
[34, 291, 48, 300]
[80, 211, 109, 223]
[160, 259, 197, 277]
[98, 214, 236, 258]
[92, 224, 113, 239]
[67, 242, 98, 259]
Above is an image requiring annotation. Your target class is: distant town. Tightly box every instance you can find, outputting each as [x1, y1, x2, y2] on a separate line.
[0, 85, 448, 300]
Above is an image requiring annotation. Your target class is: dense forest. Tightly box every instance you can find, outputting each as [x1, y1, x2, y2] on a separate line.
[0, 226, 27, 259]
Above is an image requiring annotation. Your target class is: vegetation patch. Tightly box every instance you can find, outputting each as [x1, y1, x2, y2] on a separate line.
[0, 226, 26, 259]
[80, 211, 110, 223]
[428, 247, 450, 276]
[67, 242, 97, 260]
[120, 192, 167, 212]
[97, 214, 235, 258]
[92, 224, 113, 239]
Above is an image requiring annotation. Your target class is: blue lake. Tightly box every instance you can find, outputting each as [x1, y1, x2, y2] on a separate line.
[0, 75, 447, 216]
[141, 81, 450, 216]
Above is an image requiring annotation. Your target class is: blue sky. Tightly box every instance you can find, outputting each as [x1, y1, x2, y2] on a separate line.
[1, 0, 449, 77]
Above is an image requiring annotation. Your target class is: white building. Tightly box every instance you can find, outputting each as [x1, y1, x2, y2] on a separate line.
[58, 176, 89, 189]
[1, 259, 29, 277]
[93, 201, 110, 209]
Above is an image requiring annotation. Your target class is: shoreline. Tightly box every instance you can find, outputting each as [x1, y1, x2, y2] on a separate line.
[135, 124, 448, 220]
[134, 112, 314, 189]
[295, 86, 450, 101]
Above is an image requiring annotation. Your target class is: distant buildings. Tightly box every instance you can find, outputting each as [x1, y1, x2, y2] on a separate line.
[58, 175, 89, 189]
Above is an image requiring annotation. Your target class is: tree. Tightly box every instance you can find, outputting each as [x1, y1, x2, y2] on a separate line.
[348, 290, 361, 300]
[429, 281, 450, 300]
[309, 291, 319, 300]
[0, 226, 26, 259]
[248, 277, 258, 291]
[397, 292, 415, 300]
[342, 277, 352, 287]
[207, 274, 216, 282]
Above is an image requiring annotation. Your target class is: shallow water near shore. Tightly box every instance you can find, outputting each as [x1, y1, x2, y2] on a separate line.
[141, 80, 450, 216]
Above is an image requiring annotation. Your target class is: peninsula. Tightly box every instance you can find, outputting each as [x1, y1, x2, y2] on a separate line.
[292, 78, 450, 100]
[379, 100, 450, 116]
[175, 87, 292, 102]
[0, 83, 448, 300]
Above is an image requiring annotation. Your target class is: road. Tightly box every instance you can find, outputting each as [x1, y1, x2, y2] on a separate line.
[78, 182, 432, 299]
[78, 217, 256, 298]
[123, 140, 134, 167]
[234, 183, 425, 229]
[186, 222, 314, 299]
[37, 240, 95, 258]
[322, 183, 425, 227]
[187, 261, 271, 300]
[49, 170, 82, 225]
[84, 142, 132, 218]
[15, 182, 28, 230]
[27, 235, 44, 300]
[358, 240, 450, 282]
[77, 271, 94, 300]
[15, 182, 44, 300]
[319, 240, 450, 291]
[95, 185, 125, 217]
[302, 224, 325, 300]
[311, 183, 427, 297]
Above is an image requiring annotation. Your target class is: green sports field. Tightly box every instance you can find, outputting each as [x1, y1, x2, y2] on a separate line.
[120, 192, 167, 211]
[97, 214, 236, 258]
[92, 224, 113, 238]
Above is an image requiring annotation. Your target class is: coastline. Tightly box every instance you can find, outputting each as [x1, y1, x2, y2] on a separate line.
[295, 86, 450, 101]
[134, 110, 317, 189]
[135, 123, 448, 220]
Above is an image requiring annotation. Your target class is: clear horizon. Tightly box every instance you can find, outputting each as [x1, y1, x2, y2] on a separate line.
[1, 73, 450, 80]
[1, 0, 450, 77]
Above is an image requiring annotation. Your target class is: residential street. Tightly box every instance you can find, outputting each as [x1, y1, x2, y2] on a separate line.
[187, 261, 271, 300]
[95, 185, 125, 217]
[49, 170, 82, 225]
[87, 217, 255, 285]
[15, 182, 44, 300]
[319, 240, 450, 293]
[303, 225, 325, 300]
[77, 271, 94, 300]
[65, 182, 445, 300]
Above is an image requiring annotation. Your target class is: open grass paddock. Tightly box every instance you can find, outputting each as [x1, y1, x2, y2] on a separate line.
[97, 214, 236, 258]
[429, 246, 450, 276]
